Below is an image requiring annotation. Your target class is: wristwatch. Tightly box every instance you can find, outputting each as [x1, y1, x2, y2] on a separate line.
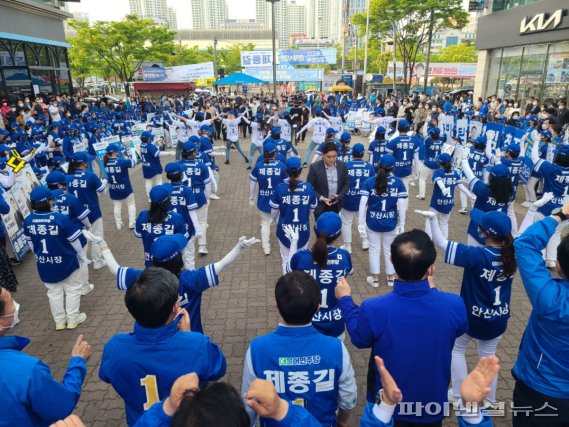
[551, 207, 568, 221]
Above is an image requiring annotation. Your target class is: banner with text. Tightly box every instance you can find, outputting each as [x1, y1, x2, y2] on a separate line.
[142, 62, 215, 82]
[279, 49, 337, 65]
[243, 67, 324, 82]
[387, 62, 477, 79]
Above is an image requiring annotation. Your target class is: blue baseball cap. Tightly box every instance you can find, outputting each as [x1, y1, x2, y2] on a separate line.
[165, 162, 184, 175]
[430, 127, 441, 135]
[554, 145, 569, 155]
[264, 142, 276, 154]
[189, 135, 200, 143]
[489, 164, 510, 178]
[71, 152, 94, 163]
[340, 132, 351, 142]
[315, 212, 342, 239]
[315, 108, 322, 115]
[199, 124, 210, 132]
[32, 166, 44, 177]
[46, 170, 69, 185]
[470, 208, 511, 237]
[504, 143, 521, 154]
[30, 186, 53, 202]
[271, 127, 281, 134]
[326, 127, 336, 135]
[398, 120, 411, 129]
[540, 130, 552, 139]
[528, 115, 538, 121]
[105, 143, 121, 154]
[286, 157, 302, 171]
[182, 141, 197, 152]
[0, 144, 9, 153]
[149, 184, 172, 203]
[379, 154, 395, 168]
[474, 135, 487, 145]
[150, 233, 188, 262]
[376, 126, 386, 134]
[352, 143, 365, 155]
[255, 113, 263, 119]
[438, 153, 452, 163]
[140, 131, 154, 140]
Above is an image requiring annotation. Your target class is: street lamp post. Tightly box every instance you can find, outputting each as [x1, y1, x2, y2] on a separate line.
[361, 0, 370, 95]
[266, 0, 280, 98]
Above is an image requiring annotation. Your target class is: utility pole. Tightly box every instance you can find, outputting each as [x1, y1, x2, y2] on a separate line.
[341, 0, 350, 77]
[392, 25, 396, 93]
[361, 0, 370, 95]
[266, 0, 280, 98]
[213, 37, 218, 78]
[423, 10, 435, 92]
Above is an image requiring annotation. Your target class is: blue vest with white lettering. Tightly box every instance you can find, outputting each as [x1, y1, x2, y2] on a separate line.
[139, 141, 162, 179]
[386, 134, 419, 177]
[359, 176, 408, 232]
[430, 169, 461, 214]
[467, 179, 509, 244]
[250, 160, 288, 213]
[178, 159, 210, 208]
[343, 160, 376, 212]
[532, 159, 569, 216]
[106, 157, 134, 200]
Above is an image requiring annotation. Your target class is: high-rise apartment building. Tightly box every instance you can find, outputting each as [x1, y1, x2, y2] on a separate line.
[129, 0, 178, 29]
[256, 0, 289, 48]
[191, 0, 228, 30]
[306, 0, 342, 43]
[287, 0, 306, 37]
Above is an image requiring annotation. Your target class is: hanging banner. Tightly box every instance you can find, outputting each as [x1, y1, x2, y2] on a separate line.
[278, 49, 337, 65]
[142, 62, 215, 82]
[455, 119, 469, 144]
[243, 67, 324, 82]
[240, 51, 274, 68]
[387, 62, 477, 79]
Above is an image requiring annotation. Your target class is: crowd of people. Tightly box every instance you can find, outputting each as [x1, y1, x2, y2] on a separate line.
[0, 88, 569, 427]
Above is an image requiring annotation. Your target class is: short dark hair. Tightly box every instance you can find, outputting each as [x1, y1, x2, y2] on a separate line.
[124, 268, 179, 328]
[275, 271, 320, 325]
[152, 253, 184, 278]
[391, 229, 436, 281]
[31, 200, 51, 212]
[558, 235, 569, 278]
[171, 382, 249, 427]
[322, 141, 338, 155]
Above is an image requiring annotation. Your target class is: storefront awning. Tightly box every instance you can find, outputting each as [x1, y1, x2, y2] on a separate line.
[0, 32, 70, 48]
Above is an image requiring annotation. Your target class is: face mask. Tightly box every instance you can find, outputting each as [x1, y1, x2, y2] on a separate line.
[542, 124, 549, 130]
[0, 301, 20, 329]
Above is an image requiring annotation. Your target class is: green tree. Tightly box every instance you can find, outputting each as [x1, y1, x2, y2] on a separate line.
[431, 43, 478, 63]
[68, 36, 101, 93]
[166, 44, 213, 67]
[353, 0, 468, 91]
[68, 15, 176, 96]
[217, 43, 255, 75]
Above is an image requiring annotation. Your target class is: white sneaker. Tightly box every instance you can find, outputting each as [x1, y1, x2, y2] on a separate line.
[409, 181, 416, 187]
[366, 276, 379, 288]
[362, 239, 369, 250]
[458, 207, 468, 215]
[546, 260, 557, 269]
[199, 245, 208, 255]
[55, 322, 66, 331]
[340, 244, 352, 254]
[520, 201, 532, 208]
[128, 223, 135, 229]
[387, 277, 395, 287]
[93, 260, 106, 270]
[415, 195, 425, 200]
[67, 313, 87, 330]
[116, 222, 124, 230]
[210, 194, 220, 200]
[86, 258, 92, 266]
[263, 246, 271, 255]
[81, 284, 95, 296]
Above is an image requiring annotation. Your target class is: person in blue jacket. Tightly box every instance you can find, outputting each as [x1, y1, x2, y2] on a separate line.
[99, 267, 226, 427]
[512, 205, 569, 426]
[241, 270, 357, 427]
[0, 285, 94, 427]
[336, 229, 468, 426]
[417, 208, 516, 407]
[286, 212, 354, 339]
[104, 143, 137, 230]
[340, 143, 375, 253]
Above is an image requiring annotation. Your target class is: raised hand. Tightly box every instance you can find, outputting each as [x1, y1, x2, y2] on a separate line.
[238, 236, 261, 249]
[375, 356, 403, 406]
[460, 356, 500, 404]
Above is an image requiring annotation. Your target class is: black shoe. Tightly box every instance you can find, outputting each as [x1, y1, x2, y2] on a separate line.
[224, 160, 230, 165]
[245, 158, 249, 163]
[247, 166, 252, 170]
[10, 257, 23, 266]
[303, 162, 308, 168]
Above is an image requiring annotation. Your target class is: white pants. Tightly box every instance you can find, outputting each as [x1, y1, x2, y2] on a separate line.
[460, 190, 476, 210]
[451, 333, 502, 403]
[182, 237, 195, 270]
[260, 211, 272, 251]
[212, 169, 220, 194]
[417, 163, 432, 199]
[507, 203, 519, 237]
[113, 193, 136, 228]
[90, 218, 104, 265]
[525, 176, 538, 203]
[401, 176, 411, 211]
[340, 209, 367, 246]
[536, 212, 564, 262]
[425, 209, 450, 240]
[196, 204, 208, 247]
[367, 227, 396, 276]
[279, 242, 307, 275]
[44, 267, 84, 325]
[144, 175, 163, 198]
[80, 243, 90, 287]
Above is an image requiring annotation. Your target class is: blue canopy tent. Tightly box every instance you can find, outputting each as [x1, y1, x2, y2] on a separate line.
[214, 72, 266, 85]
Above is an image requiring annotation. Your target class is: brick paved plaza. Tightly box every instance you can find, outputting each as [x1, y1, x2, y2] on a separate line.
[9, 134, 532, 426]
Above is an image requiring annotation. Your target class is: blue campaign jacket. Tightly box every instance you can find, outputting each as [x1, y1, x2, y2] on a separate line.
[99, 318, 226, 426]
[513, 217, 569, 398]
[339, 280, 468, 424]
[0, 336, 87, 427]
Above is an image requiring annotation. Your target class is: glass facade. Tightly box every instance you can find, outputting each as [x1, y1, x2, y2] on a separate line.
[0, 38, 71, 102]
[492, 0, 540, 12]
[485, 41, 569, 104]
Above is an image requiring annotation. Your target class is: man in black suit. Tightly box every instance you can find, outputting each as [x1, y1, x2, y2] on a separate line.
[307, 141, 350, 219]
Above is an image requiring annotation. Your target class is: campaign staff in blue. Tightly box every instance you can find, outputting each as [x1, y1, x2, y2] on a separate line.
[416, 127, 443, 200]
[104, 143, 138, 230]
[249, 143, 288, 256]
[418, 208, 516, 406]
[270, 157, 318, 274]
[367, 127, 388, 172]
[358, 154, 408, 288]
[23, 187, 89, 330]
[138, 131, 176, 198]
[459, 136, 489, 214]
[340, 144, 375, 253]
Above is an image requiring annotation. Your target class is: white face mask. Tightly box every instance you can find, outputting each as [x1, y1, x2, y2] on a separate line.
[0, 301, 20, 330]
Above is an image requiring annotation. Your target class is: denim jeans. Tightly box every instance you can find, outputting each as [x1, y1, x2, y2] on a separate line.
[302, 139, 319, 164]
[249, 144, 263, 164]
[226, 139, 248, 162]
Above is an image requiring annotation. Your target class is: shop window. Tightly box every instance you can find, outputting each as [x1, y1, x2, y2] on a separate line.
[13, 43, 26, 67]
[518, 44, 548, 102]
[25, 45, 39, 67]
[485, 49, 502, 97]
[58, 48, 68, 68]
[30, 69, 53, 95]
[543, 41, 569, 105]
[497, 46, 523, 100]
[0, 41, 14, 67]
[38, 47, 53, 67]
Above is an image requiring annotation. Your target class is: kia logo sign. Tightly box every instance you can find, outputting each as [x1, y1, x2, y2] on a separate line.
[520, 9, 566, 34]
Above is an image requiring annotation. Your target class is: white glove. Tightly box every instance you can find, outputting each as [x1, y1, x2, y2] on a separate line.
[169, 151, 176, 156]
[101, 179, 108, 187]
[238, 236, 261, 249]
[283, 224, 299, 243]
[442, 187, 451, 198]
[414, 209, 437, 219]
[249, 197, 255, 207]
[357, 224, 366, 235]
[82, 230, 105, 245]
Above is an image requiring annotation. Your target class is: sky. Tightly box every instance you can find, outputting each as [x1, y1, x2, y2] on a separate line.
[67, 0, 258, 29]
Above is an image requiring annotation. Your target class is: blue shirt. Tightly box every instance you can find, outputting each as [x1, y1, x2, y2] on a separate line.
[288, 247, 354, 338]
[99, 319, 226, 426]
[430, 169, 461, 214]
[199, 136, 216, 167]
[532, 159, 569, 216]
[360, 176, 408, 232]
[272, 138, 293, 158]
[423, 137, 444, 170]
[339, 281, 468, 423]
[23, 211, 82, 283]
[106, 157, 136, 200]
[51, 189, 89, 248]
[385, 135, 419, 178]
[367, 139, 388, 171]
[67, 169, 106, 223]
[116, 264, 218, 334]
[0, 336, 87, 427]
[513, 217, 569, 399]
[164, 182, 198, 237]
[467, 149, 489, 179]
[467, 178, 509, 244]
[269, 181, 318, 248]
[445, 242, 513, 340]
[178, 159, 211, 208]
[134, 210, 189, 267]
[250, 160, 288, 213]
[337, 146, 353, 163]
[344, 160, 376, 212]
[139, 142, 163, 179]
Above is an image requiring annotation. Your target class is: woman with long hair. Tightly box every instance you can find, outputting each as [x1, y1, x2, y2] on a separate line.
[461, 158, 513, 246]
[133, 184, 188, 267]
[358, 154, 408, 288]
[417, 208, 516, 407]
[367, 126, 388, 172]
[270, 157, 317, 274]
[103, 143, 137, 230]
[139, 130, 175, 198]
[285, 212, 353, 339]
